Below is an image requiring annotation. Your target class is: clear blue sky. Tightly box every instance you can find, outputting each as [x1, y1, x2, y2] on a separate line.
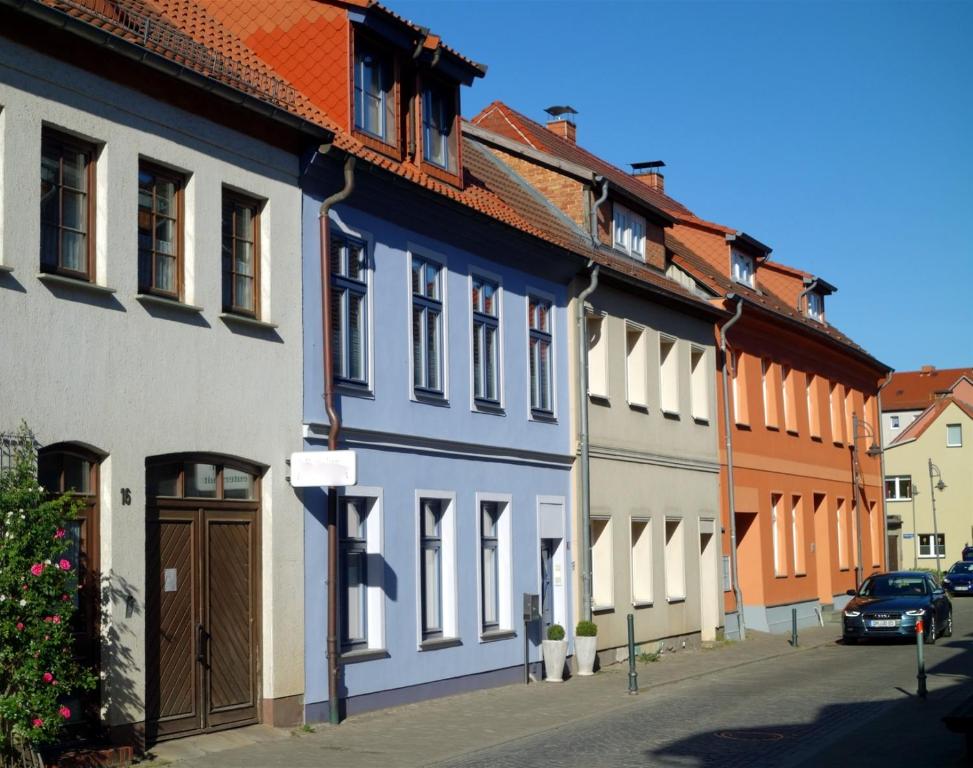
[398, 0, 973, 372]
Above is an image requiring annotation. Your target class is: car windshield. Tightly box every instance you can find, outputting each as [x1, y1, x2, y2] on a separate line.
[949, 563, 973, 575]
[859, 575, 928, 597]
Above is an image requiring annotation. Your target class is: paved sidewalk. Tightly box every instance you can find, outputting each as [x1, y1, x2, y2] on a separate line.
[145, 624, 840, 768]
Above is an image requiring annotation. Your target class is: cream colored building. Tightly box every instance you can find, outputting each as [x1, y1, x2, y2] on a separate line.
[883, 377, 973, 571]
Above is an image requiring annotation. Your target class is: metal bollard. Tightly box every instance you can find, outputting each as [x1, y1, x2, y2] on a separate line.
[627, 613, 638, 695]
[916, 619, 927, 699]
[791, 608, 798, 647]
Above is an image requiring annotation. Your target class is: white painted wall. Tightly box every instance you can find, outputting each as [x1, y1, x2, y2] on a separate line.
[0, 41, 306, 727]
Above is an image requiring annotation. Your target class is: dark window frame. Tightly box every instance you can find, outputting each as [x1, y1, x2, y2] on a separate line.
[471, 275, 500, 406]
[480, 501, 500, 632]
[330, 231, 369, 388]
[339, 496, 369, 650]
[146, 458, 259, 503]
[138, 160, 185, 299]
[222, 190, 262, 318]
[418, 74, 462, 186]
[528, 296, 554, 415]
[411, 254, 445, 397]
[40, 128, 97, 281]
[420, 498, 444, 639]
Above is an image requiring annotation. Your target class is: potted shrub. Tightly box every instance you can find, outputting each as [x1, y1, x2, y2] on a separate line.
[0, 426, 96, 768]
[542, 623, 568, 682]
[575, 620, 598, 676]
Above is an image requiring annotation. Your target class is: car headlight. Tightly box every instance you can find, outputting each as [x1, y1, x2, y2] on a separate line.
[944, 579, 952, 585]
[844, 610, 862, 617]
[905, 609, 925, 616]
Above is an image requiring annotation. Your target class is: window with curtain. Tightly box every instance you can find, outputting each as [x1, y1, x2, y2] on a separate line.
[472, 275, 500, 404]
[422, 82, 457, 172]
[528, 297, 553, 414]
[221, 192, 260, 316]
[331, 233, 368, 386]
[612, 203, 646, 259]
[40, 129, 94, 279]
[353, 41, 395, 146]
[138, 162, 182, 298]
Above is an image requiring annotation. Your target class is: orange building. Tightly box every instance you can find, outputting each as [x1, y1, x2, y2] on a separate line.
[668, 225, 891, 634]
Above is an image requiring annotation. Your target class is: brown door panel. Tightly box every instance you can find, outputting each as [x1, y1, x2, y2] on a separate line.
[205, 517, 258, 727]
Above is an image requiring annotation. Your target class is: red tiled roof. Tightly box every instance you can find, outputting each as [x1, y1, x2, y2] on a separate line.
[665, 231, 885, 367]
[472, 101, 732, 232]
[883, 368, 973, 411]
[889, 393, 973, 446]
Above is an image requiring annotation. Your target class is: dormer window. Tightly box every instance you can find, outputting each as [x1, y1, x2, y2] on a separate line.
[612, 203, 645, 260]
[807, 292, 824, 322]
[731, 250, 754, 287]
[354, 41, 396, 147]
[422, 81, 457, 173]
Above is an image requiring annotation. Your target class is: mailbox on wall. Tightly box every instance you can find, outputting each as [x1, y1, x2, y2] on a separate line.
[523, 593, 540, 623]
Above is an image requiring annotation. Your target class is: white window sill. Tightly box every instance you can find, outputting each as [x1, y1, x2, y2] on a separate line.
[219, 312, 278, 330]
[588, 392, 610, 404]
[693, 416, 711, 425]
[592, 604, 614, 614]
[666, 596, 686, 604]
[632, 601, 653, 609]
[628, 401, 649, 413]
[136, 293, 203, 313]
[661, 409, 681, 419]
[37, 273, 116, 294]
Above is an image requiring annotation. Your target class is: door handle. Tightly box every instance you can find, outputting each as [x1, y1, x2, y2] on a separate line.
[196, 623, 207, 666]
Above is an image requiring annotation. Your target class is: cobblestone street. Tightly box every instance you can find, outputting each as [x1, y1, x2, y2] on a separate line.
[148, 599, 973, 768]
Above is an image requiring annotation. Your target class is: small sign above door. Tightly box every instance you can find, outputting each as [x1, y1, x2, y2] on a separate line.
[289, 450, 357, 488]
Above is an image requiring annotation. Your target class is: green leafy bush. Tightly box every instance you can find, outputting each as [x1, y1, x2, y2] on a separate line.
[0, 426, 96, 762]
[546, 623, 565, 641]
[575, 620, 598, 637]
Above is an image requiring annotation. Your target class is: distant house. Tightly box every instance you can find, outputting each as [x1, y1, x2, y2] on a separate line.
[884, 375, 973, 570]
[880, 366, 973, 447]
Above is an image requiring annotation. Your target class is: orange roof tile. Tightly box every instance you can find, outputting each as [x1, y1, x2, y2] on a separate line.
[883, 368, 973, 411]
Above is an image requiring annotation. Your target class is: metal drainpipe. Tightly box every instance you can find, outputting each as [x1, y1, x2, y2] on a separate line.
[795, 278, 819, 313]
[318, 153, 357, 725]
[578, 176, 609, 622]
[719, 294, 746, 640]
[876, 374, 893, 567]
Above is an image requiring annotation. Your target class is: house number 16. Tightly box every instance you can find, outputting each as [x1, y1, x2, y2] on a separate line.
[120, 488, 132, 506]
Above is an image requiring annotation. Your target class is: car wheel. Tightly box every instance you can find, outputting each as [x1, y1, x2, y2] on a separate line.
[944, 611, 953, 638]
[843, 636, 857, 645]
[926, 614, 937, 645]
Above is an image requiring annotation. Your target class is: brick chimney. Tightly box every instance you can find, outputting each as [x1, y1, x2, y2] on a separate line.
[543, 105, 578, 144]
[546, 118, 576, 143]
[630, 161, 665, 193]
[920, 365, 936, 375]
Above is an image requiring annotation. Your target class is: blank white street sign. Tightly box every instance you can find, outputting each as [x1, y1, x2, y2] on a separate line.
[290, 450, 357, 487]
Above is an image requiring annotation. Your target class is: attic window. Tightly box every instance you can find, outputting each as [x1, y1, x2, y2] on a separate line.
[612, 203, 645, 260]
[807, 292, 825, 322]
[422, 80, 458, 173]
[354, 40, 396, 147]
[731, 250, 754, 287]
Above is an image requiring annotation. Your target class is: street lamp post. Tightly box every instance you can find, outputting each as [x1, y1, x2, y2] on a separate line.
[910, 486, 920, 570]
[928, 459, 946, 578]
[851, 412, 882, 588]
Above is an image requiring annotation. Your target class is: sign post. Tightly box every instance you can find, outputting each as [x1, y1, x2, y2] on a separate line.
[916, 619, 927, 699]
[523, 593, 539, 684]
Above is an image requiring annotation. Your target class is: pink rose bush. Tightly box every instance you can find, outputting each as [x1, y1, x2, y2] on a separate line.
[0, 425, 96, 760]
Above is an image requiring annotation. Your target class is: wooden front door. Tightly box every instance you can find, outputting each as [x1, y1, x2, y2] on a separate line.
[146, 461, 260, 743]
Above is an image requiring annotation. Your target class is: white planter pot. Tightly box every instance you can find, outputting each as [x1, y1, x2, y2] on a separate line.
[575, 635, 598, 676]
[542, 639, 568, 682]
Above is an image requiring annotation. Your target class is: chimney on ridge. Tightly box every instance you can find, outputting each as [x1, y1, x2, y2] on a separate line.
[544, 105, 578, 144]
[631, 161, 665, 193]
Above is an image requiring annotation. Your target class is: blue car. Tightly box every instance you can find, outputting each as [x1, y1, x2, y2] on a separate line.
[842, 571, 952, 644]
[943, 562, 973, 595]
[963, 546, 973, 562]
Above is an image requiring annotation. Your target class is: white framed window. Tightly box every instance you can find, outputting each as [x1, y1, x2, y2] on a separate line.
[411, 253, 445, 397]
[690, 346, 709, 422]
[837, 498, 848, 570]
[771, 494, 786, 576]
[476, 493, 513, 636]
[659, 335, 679, 414]
[807, 292, 824, 321]
[586, 312, 608, 399]
[664, 518, 686, 601]
[884, 475, 912, 501]
[947, 423, 963, 447]
[339, 489, 384, 653]
[591, 517, 613, 609]
[331, 231, 369, 387]
[353, 40, 395, 145]
[918, 533, 945, 558]
[732, 349, 749, 425]
[791, 495, 805, 575]
[470, 272, 501, 406]
[731, 250, 754, 287]
[416, 492, 457, 644]
[625, 324, 648, 408]
[890, 414, 901, 430]
[612, 203, 646, 259]
[528, 294, 554, 415]
[630, 517, 653, 605]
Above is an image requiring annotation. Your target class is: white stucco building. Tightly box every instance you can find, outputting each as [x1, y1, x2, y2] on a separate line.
[0, 2, 331, 746]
